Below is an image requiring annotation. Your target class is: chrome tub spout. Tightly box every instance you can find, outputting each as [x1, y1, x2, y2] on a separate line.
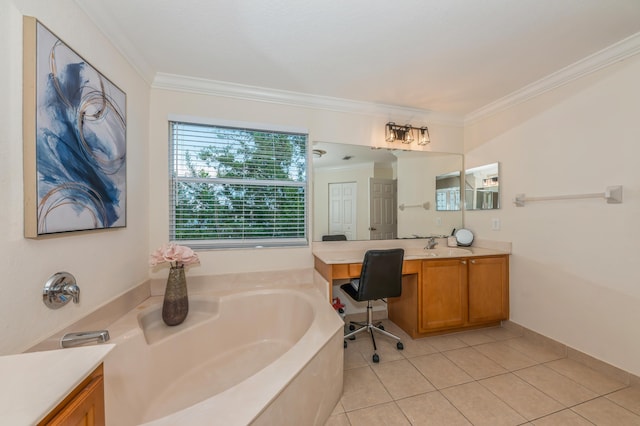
[61, 330, 110, 348]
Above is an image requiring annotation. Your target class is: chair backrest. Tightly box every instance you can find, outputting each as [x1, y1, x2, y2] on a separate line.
[322, 234, 347, 241]
[357, 248, 404, 301]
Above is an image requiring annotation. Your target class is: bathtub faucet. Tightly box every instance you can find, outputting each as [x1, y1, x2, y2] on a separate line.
[61, 330, 110, 348]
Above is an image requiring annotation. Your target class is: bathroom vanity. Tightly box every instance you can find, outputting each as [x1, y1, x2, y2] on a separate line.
[388, 254, 508, 338]
[313, 239, 510, 338]
[0, 344, 113, 425]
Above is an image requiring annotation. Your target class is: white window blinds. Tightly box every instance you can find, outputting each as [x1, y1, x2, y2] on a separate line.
[169, 121, 308, 248]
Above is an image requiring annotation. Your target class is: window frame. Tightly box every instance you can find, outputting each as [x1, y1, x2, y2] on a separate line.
[168, 118, 309, 249]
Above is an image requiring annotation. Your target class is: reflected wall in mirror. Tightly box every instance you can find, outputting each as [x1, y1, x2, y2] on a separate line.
[312, 142, 463, 241]
[464, 162, 500, 210]
[435, 171, 461, 211]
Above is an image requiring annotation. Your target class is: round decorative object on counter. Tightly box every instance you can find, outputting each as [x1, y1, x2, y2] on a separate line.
[455, 228, 474, 246]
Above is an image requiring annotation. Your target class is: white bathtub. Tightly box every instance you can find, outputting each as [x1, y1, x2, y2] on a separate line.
[103, 283, 344, 425]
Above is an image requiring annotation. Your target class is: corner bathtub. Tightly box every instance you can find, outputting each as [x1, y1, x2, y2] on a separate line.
[103, 284, 344, 425]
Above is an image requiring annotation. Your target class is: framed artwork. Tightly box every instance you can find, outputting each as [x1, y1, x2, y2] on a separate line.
[23, 17, 126, 238]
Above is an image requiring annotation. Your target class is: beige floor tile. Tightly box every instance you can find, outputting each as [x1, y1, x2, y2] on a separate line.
[572, 397, 640, 426]
[443, 347, 508, 379]
[474, 340, 539, 371]
[441, 381, 527, 426]
[346, 401, 411, 426]
[366, 337, 407, 364]
[330, 401, 345, 415]
[344, 343, 370, 369]
[341, 366, 393, 411]
[397, 391, 472, 426]
[481, 326, 521, 341]
[379, 319, 411, 338]
[480, 373, 564, 420]
[514, 365, 598, 407]
[346, 328, 406, 363]
[607, 386, 640, 416]
[399, 336, 439, 358]
[531, 409, 593, 425]
[425, 334, 469, 351]
[372, 359, 435, 399]
[454, 329, 497, 346]
[410, 353, 474, 389]
[324, 413, 351, 426]
[504, 338, 564, 363]
[544, 358, 627, 395]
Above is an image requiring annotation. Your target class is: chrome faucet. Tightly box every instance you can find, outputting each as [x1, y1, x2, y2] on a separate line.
[61, 330, 110, 348]
[425, 237, 438, 250]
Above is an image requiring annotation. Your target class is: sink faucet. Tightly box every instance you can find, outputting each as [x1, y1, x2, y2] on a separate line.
[425, 237, 438, 250]
[61, 330, 110, 348]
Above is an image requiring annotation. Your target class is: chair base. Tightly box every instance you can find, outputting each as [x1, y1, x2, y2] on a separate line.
[343, 300, 403, 363]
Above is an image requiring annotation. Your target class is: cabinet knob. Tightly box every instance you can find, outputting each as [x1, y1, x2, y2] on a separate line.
[471, 260, 476, 264]
[461, 260, 467, 264]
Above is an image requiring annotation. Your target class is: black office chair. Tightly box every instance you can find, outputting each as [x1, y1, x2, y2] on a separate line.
[341, 248, 404, 363]
[322, 234, 347, 241]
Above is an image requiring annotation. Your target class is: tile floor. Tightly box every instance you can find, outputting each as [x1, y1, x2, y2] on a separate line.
[325, 320, 640, 426]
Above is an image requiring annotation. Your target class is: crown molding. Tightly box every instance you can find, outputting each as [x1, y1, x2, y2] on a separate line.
[75, 0, 155, 85]
[465, 31, 640, 125]
[152, 73, 464, 127]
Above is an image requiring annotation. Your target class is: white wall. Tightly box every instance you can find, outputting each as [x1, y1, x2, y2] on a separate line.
[464, 54, 640, 376]
[0, 0, 150, 354]
[148, 88, 464, 278]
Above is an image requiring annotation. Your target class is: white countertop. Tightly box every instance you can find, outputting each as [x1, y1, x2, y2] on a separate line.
[313, 243, 509, 264]
[0, 344, 114, 425]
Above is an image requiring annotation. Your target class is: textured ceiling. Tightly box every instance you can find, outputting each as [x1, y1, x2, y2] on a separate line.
[76, 0, 640, 117]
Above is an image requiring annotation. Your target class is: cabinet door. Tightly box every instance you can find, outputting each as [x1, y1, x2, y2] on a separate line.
[419, 259, 468, 332]
[468, 256, 509, 323]
[41, 365, 105, 426]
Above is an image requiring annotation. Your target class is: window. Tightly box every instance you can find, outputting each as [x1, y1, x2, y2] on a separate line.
[169, 121, 308, 249]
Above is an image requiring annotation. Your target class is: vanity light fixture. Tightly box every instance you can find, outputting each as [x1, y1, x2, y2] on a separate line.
[385, 122, 430, 145]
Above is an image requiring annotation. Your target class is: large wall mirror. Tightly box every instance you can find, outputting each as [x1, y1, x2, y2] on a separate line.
[464, 162, 500, 210]
[312, 142, 463, 241]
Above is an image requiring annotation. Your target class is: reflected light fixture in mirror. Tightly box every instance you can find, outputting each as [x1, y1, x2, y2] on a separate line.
[385, 122, 430, 145]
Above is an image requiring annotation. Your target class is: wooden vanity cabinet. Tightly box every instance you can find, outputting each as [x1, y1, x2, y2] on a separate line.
[468, 256, 509, 324]
[389, 254, 509, 337]
[419, 259, 468, 332]
[38, 363, 105, 426]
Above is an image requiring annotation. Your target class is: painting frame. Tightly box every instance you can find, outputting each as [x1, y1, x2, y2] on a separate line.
[23, 17, 127, 238]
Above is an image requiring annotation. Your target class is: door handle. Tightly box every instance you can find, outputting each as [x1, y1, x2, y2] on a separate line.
[369, 227, 377, 231]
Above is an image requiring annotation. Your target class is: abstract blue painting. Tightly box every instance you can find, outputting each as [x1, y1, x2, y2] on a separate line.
[25, 18, 126, 236]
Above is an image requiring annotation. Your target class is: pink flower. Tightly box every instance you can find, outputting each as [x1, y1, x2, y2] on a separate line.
[150, 243, 200, 268]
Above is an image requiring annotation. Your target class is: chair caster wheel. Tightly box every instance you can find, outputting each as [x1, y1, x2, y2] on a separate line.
[372, 353, 380, 363]
[344, 341, 347, 348]
[378, 325, 385, 330]
[349, 324, 356, 331]
[349, 335, 356, 340]
[397, 342, 404, 350]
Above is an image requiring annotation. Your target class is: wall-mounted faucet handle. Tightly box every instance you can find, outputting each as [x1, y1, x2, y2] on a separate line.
[64, 282, 80, 304]
[43, 272, 80, 309]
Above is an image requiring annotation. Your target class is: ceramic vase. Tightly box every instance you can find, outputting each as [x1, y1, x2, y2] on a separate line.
[162, 265, 189, 326]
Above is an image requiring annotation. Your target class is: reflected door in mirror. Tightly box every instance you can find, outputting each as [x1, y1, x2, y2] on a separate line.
[329, 182, 357, 240]
[369, 178, 397, 240]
